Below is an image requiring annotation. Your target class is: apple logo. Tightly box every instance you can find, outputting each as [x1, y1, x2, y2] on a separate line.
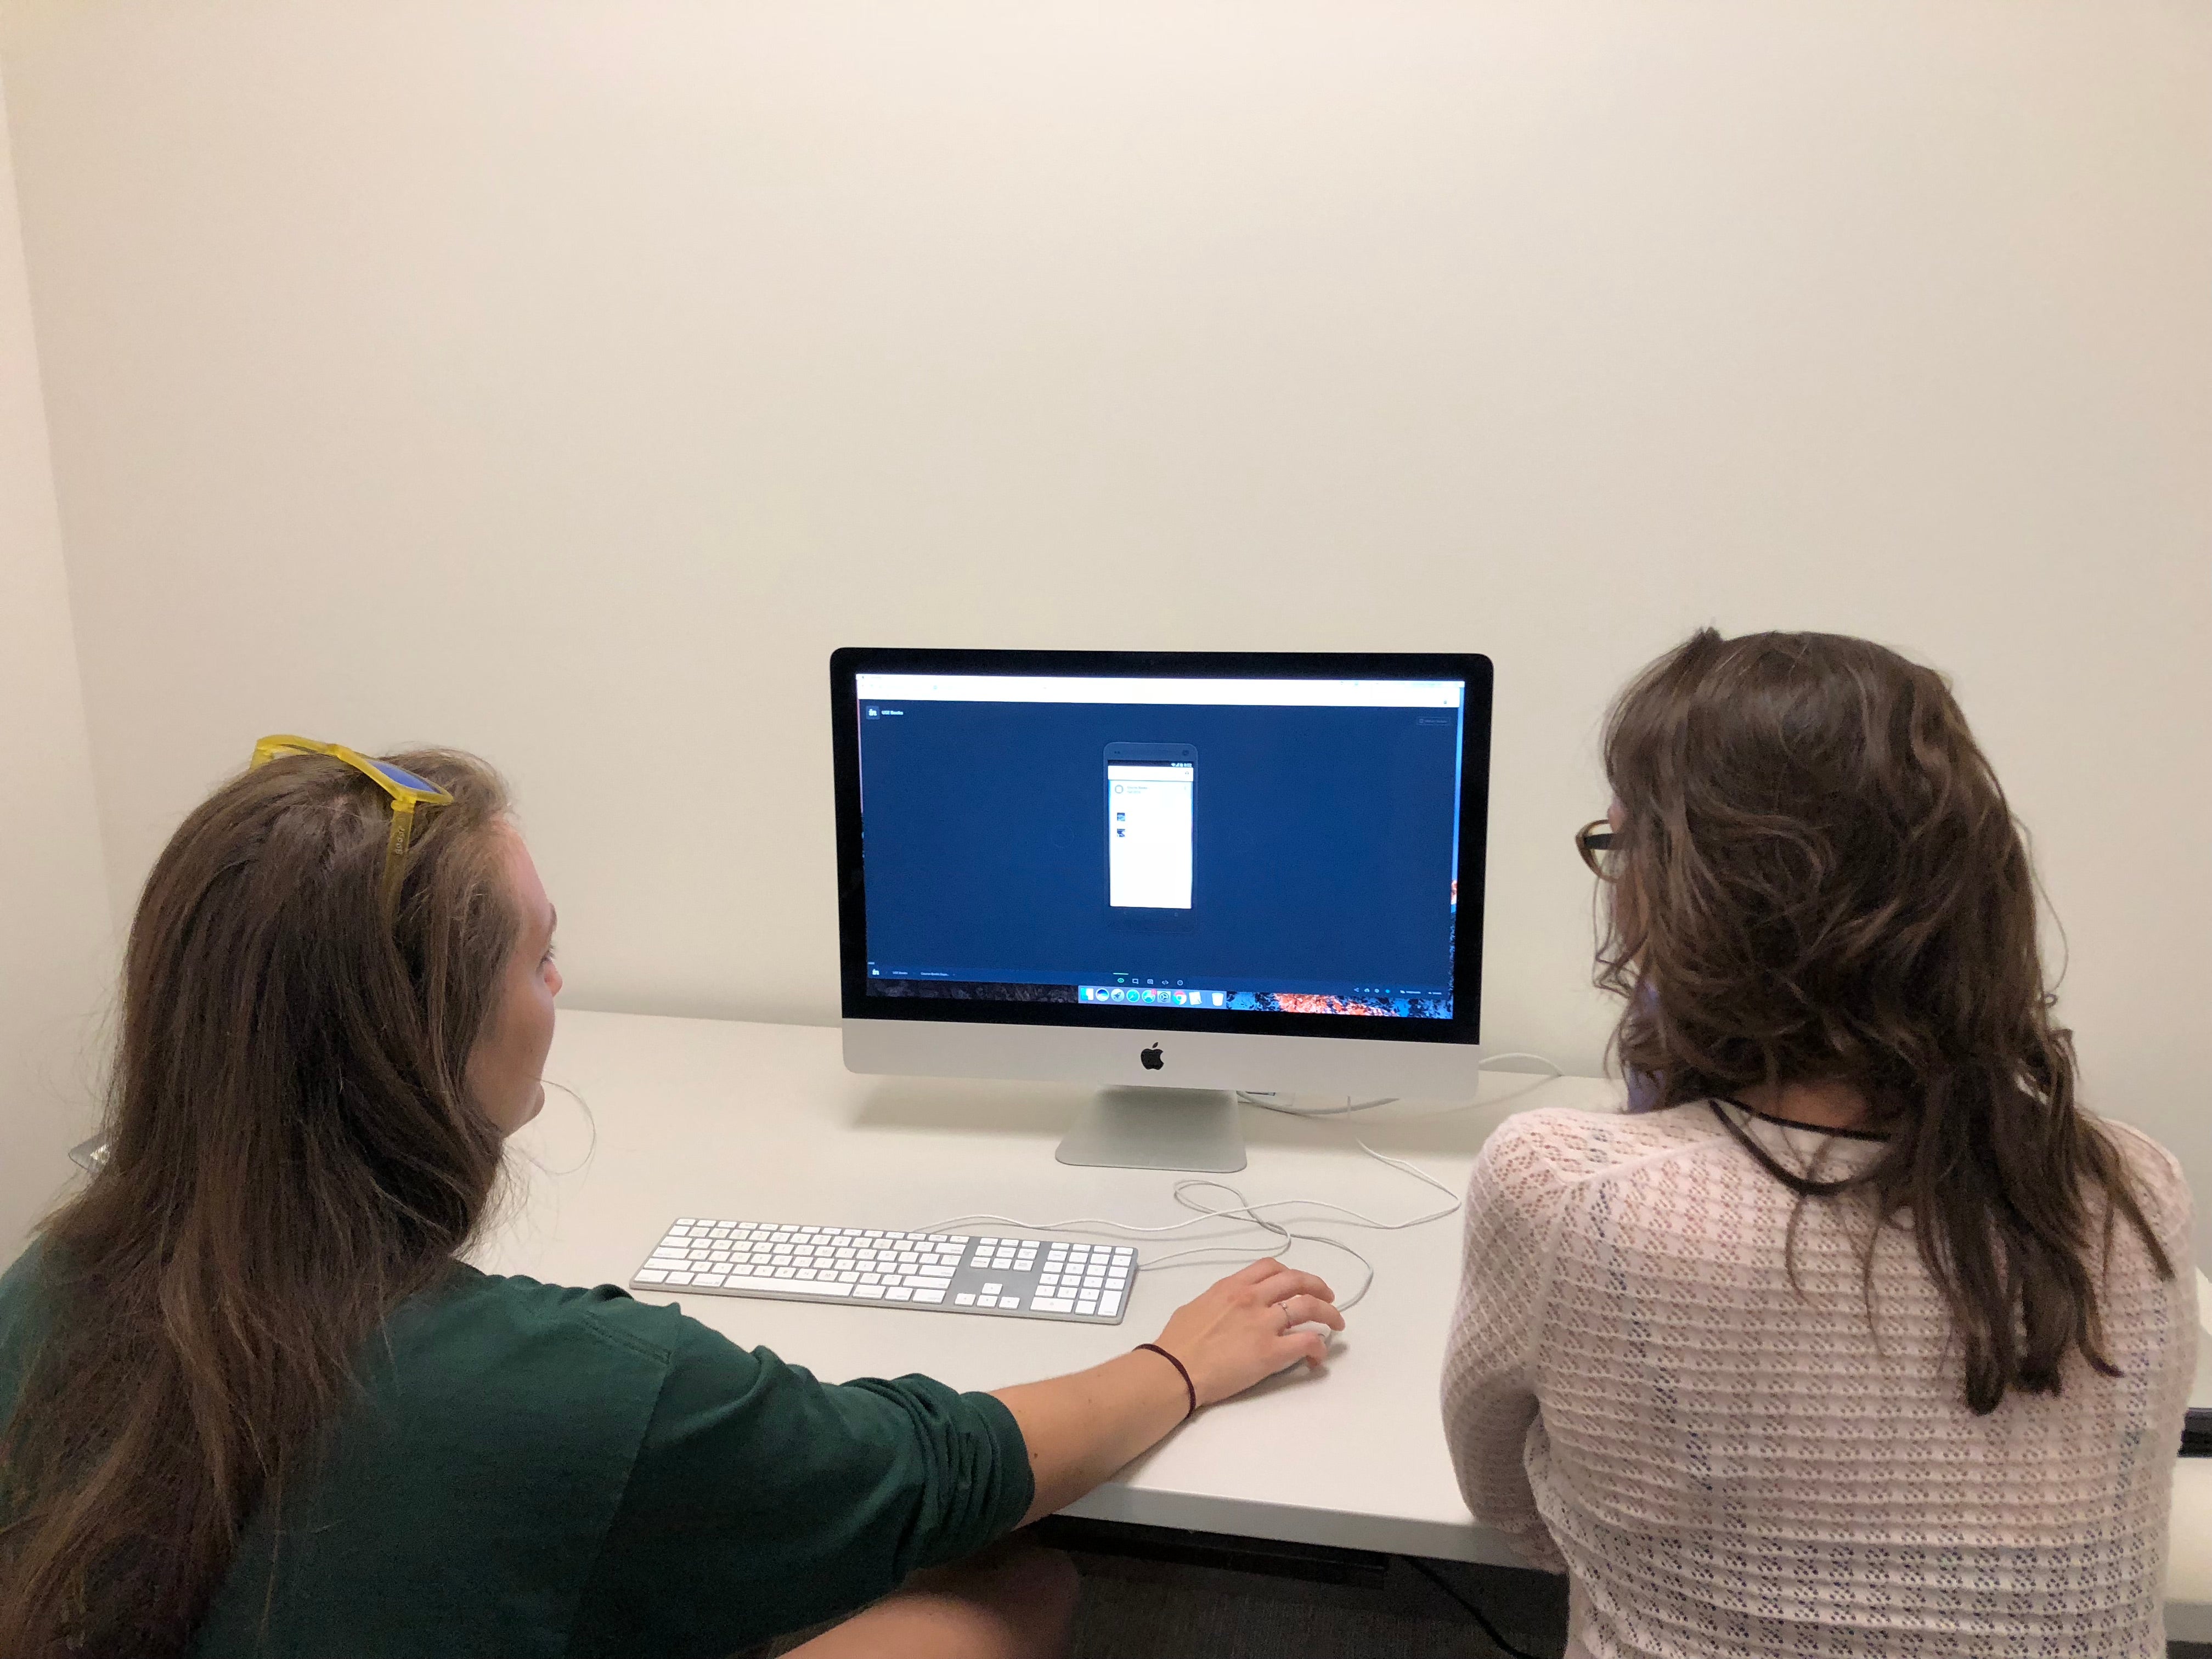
[1139, 1044, 1165, 1071]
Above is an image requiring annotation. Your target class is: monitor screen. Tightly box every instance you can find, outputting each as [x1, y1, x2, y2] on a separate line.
[832, 651, 1491, 1043]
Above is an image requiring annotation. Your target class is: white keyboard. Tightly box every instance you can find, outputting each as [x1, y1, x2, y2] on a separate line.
[631, 1219, 1138, 1324]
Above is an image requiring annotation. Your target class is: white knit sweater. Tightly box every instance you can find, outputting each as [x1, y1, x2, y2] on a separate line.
[1441, 1102, 2195, 1658]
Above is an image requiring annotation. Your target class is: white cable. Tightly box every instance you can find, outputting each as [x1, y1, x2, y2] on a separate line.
[930, 1156, 1414, 1311]
[1235, 1050, 1566, 1119]
[519, 1077, 599, 1176]
[927, 1051, 1565, 1311]
[1234, 1092, 1400, 1118]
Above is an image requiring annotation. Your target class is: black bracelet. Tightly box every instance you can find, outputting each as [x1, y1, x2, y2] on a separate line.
[1134, 1342, 1197, 1420]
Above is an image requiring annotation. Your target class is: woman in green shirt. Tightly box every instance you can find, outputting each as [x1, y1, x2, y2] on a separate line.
[0, 743, 1342, 1659]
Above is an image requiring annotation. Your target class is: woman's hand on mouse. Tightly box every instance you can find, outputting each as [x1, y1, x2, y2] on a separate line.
[993, 1257, 1345, 1523]
[1152, 1258, 1342, 1407]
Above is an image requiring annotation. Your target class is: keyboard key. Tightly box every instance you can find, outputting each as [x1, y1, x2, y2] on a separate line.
[915, 1290, 945, 1304]
[886, 1286, 913, 1301]
[1033, 1298, 1071, 1313]
[635, 1269, 669, 1282]
[855, 1285, 885, 1298]
[955, 1293, 976, 1305]
[1099, 1291, 1122, 1316]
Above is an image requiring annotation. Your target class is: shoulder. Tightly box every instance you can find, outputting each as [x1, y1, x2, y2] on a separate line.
[2091, 1115, 2194, 1237]
[390, 1266, 755, 1395]
[0, 1239, 54, 1383]
[0, 1237, 49, 1312]
[1464, 1105, 1731, 1246]
[1476, 1102, 1729, 1192]
[2096, 1114, 2186, 1186]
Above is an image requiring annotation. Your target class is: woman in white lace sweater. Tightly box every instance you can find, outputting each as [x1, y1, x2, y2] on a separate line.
[1443, 629, 2194, 1659]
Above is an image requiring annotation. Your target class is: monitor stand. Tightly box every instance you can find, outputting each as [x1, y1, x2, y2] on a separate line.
[1055, 1086, 1246, 1173]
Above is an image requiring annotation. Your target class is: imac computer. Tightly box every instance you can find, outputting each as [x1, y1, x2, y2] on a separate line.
[830, 649, 1493, 1173]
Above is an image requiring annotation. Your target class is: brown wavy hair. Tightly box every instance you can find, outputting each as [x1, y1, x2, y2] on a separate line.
[1598, 629, 2172, 1415]
[0, 748, 517, 1657]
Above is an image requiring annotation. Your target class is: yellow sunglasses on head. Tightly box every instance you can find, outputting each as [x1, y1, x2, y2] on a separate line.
[250, 735, 455, 900]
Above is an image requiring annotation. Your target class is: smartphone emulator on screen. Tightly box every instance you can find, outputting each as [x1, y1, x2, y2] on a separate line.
[1105, 742, 1195, 924]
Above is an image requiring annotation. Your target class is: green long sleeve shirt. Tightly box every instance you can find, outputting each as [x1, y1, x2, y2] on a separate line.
[0, 1246, 1034, 1657]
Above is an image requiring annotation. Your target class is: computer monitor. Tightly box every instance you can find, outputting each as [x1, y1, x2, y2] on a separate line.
[830, 649, 1493, 1171]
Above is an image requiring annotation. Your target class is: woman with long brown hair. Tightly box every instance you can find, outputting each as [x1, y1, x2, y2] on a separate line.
[0, 740, 1343, 1658]
[1443, 630, 2194, 1657]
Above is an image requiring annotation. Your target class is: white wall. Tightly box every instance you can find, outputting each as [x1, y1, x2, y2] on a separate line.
[0, 66, 114, 1249]
[2, 2, 2206, 1255]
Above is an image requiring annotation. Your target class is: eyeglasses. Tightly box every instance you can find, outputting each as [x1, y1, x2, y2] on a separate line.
[250, 734, 455, 900]
[1576, 818, 1621, 881]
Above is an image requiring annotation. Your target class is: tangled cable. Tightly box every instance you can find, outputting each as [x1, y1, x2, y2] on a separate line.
[929, 1053, 1565, 1310]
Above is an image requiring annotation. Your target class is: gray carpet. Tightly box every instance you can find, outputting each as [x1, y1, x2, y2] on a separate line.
[1068, 1553, 1561, 1658]
[1066, 1556, 2212, 1659]
[763, 1553, 2212, 1657]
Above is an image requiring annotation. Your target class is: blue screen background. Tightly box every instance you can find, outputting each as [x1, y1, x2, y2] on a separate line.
[857, 698, 1460, 999]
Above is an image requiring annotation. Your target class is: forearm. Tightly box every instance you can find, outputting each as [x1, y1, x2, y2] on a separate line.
[991, 1350, 1189, 1525]
[1441, 1374, 1554, 1563]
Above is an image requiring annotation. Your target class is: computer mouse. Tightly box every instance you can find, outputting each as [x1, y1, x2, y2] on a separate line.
[1272, 1325, 1342, 1379]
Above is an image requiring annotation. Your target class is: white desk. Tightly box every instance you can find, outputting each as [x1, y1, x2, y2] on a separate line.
[480, 1011, 2212, 1642]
